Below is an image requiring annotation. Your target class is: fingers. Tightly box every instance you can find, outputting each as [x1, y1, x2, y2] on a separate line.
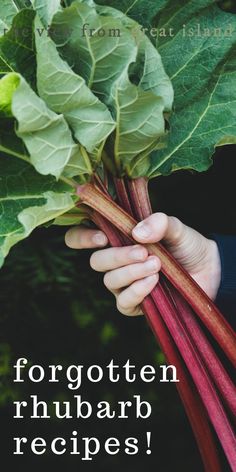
[104, 256, 161, 291]
[90, 244, 148, 272]
[65, 226, 108, 249]
[132, 212, 186, 245]
[116, 274, 159, 316]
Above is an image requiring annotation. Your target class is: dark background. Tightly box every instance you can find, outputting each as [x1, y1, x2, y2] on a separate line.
[0, 145, 235, 471]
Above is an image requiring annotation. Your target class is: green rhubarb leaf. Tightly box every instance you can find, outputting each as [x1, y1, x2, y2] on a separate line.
[35, 16, 115, 161]
[149, 1, 236, 176]
[0, 0, 51, 33]
[0, 0, 21, 30]
[85, 0, 168, 27]
[30, 0, 62, 26]
[0, 73, 90, 179]
[0, 117, 29, 165]
[95, 3, 174, 111]
[90, 3, 170, 175]
[50, 1, 170, 176]
[107, 70, 165, 177]
[51, 1, 173, 111]
[51, 0, 138, 102]
[128, 29, 174, 112]
[0, 153, 75, 267]
[0, 9, 36, 86]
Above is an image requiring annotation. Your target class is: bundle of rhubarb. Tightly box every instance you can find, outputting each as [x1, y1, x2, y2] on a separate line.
[0, 0, 236, 469]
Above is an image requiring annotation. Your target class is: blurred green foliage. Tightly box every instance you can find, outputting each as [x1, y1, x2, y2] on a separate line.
[219, 0, 236, 13]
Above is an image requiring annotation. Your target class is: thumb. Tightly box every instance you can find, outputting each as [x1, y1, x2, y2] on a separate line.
[132, 213, 186, 246]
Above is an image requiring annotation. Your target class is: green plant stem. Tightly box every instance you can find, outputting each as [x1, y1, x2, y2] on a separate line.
[80, 146, 93, 175]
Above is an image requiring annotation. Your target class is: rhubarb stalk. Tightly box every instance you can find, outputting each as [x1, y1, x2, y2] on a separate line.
[150, 282, 236, 470]
[90, 207, 221, 472]
[118, 177, 236, 464]
[77, 183, 236, 367]
[128, 177, 236, 416]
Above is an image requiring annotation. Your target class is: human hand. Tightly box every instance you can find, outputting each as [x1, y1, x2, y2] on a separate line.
[65, 213, 221, 316]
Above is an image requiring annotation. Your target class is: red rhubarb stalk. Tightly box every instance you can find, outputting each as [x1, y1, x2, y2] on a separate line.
[142, 296, 222, 472]
[127, 177, 152, 220]
[90, 210, 124, 247]
[100, 179, 224, 470]
[128, 177, 236, 416]
[80, 183, 236, 466]
[150, 282, 236, 470]
[91, 208, 221, 472]
[113, 178, 133, 214]
[76, 183, 236, 367]
[165, 282, 236, 416]
[93, 174, 110, 195]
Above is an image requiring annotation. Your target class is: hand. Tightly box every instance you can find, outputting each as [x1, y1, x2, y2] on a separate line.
[65, 213, 221, 316]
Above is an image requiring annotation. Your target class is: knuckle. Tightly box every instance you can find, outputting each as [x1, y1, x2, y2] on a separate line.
[116, 294, 127, 313]
[113, 249, 122, 266]
[112, 247, 129, 267]
[89, 252, 99, 271]
[77, 239, 85, 250]
[103, 272, 111, 289]
[116, 301, 131, 316]
[116, 300, 125, 315]
[130, 282, 141, 299]
[117, 307, 126, 316]
[155, 212, 169, 230]
[126, 263, 136, 279]
[169, 216, 183, 242]
[76, 231, 88, 249]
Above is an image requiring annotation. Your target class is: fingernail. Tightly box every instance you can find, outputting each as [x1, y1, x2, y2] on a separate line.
[130, 246, 146, 261]
[133, 222, 151, 239]
[92, 233, 107, 246]
[145, 257, 159, 271]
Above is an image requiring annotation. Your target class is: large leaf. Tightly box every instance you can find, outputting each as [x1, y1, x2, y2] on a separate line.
[0, 0, 57, 32]
[86, 0, 168, 27]
[0, 0, 21, 30]
[0, 118, 27, 158]
[149, 1, 236, 176]
[95, 3, 174, 111]
[107, 70, 166, 177]
[35, 16, 115, 159]
[0, 9, 36, 85]
[129, 31, 174, 112]
[0, 153, 75, 267]
[50, 0, 171, 176]
[51, 1, 174, 111]
[51, 0, 138, 102]
[0, 73, 90, 178]
[30, 0, 61, 26]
